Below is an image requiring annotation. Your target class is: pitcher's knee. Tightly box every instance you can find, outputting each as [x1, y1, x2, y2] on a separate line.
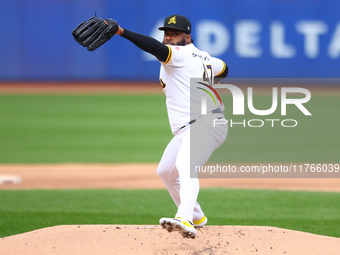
[157, 164, 179, 182]
[157, 165, 169, 180]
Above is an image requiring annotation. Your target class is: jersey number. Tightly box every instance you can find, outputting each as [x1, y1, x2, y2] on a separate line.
[202, 64, 213, 86]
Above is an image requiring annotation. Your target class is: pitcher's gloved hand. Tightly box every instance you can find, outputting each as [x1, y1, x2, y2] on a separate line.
[72, 17, 118, 51]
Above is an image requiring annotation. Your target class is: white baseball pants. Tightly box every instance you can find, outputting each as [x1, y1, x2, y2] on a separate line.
[157, 113, 228, 222]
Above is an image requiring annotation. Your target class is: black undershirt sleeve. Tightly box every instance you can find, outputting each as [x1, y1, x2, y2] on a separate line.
[121, 29, 169, 63]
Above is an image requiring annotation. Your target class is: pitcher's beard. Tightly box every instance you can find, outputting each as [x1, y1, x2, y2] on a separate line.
[163, 38, 186, 46]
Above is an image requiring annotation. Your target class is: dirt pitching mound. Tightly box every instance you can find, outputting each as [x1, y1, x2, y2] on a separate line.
[0, 225, 339, 255]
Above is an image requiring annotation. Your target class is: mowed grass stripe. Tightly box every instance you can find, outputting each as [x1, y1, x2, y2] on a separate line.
[0, 94, 339, 163]
[0, 189, 339, 238]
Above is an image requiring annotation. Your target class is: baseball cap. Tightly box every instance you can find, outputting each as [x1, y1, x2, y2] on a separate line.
[158, 15, 191, 34]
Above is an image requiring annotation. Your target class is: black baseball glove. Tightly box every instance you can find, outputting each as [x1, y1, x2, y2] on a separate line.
[72, 17, 118, 51]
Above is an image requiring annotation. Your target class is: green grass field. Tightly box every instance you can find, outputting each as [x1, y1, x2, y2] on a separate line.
[0, 188, 339, 238]
[0, 92, 339, 239]
[0, 94, 172, 163]
[0, 93, 339, 163]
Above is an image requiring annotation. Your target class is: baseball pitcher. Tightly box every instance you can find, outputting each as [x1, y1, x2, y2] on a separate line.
[72, 14, 229, 239]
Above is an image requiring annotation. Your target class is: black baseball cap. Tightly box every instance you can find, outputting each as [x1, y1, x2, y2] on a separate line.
[158, 15, 191, 34]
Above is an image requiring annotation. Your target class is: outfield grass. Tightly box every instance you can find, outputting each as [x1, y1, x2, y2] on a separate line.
[0, 188, 339, 238]
[0, 93, 339, 163]
[0, 94, 171, 163]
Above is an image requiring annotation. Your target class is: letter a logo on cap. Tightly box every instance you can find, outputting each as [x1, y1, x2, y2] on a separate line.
[168, 16, 176, 24]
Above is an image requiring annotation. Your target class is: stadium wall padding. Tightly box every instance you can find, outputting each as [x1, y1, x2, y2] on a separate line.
[1, 0, 339, 80]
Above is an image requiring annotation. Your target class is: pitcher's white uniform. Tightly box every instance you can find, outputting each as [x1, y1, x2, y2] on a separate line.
[157, 44, 228, 222]
[117, 13, 228, 237]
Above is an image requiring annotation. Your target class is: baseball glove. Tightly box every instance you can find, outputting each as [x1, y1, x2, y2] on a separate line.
[72, 17, 118, 51]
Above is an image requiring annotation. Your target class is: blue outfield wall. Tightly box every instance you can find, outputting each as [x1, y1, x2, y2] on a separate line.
[0, 0, 339, 80]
